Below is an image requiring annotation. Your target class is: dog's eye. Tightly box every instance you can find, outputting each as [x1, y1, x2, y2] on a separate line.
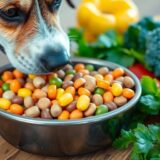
[50, 0, 62, 11]
[0, 7, 24, 23]
[4, 8, 18, 17]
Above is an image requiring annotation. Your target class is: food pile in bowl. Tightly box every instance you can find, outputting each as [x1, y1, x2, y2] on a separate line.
[0, 63, 136, 120]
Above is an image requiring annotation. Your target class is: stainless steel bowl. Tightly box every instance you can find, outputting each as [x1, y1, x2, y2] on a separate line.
[0, 58, 141, 157]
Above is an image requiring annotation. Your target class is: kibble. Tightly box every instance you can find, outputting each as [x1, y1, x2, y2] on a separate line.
[0, 63, 136, 119]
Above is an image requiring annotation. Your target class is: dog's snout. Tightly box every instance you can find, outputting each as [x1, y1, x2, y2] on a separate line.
[40, 46, 70, 72]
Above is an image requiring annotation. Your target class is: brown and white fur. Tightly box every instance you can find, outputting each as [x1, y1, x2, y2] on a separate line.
[0, 0, 74, 74]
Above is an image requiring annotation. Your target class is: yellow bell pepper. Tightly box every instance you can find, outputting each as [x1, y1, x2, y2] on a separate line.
[77, 0, 139, 42]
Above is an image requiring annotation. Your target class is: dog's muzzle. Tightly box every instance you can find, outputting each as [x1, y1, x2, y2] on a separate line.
[39, 46, 70, 72]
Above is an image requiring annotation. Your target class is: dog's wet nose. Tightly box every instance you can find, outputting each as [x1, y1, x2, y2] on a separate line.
[40, 46, 71, 72]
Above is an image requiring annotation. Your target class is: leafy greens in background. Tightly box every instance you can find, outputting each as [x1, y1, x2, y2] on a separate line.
[113, 124, 160, 160]
[114, 76, 160, 159]
[68, 28, 136, 67]
[68, 17, 160, 73]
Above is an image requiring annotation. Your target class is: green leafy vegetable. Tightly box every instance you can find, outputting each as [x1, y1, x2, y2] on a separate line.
[138, 95, 160, 115]
[113, 124, 160, 160]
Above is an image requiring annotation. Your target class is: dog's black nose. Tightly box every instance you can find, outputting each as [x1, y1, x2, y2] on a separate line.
[40, 46, 70, 72]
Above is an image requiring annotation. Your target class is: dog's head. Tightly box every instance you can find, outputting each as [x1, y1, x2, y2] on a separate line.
[0, 0, 72, 74]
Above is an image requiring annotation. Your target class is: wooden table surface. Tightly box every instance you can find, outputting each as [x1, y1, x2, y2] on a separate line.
[0, 136, 131, 160]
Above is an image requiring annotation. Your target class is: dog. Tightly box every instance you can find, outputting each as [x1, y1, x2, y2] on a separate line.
[0, 0, 74, 74]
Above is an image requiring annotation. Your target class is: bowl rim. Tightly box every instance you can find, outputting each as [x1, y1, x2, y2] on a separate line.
[0, 57, 141, 126]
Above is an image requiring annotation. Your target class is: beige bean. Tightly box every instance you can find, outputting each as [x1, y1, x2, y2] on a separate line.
[3, 91, 15, 101]
[73, 72, 83, 81]
[66, 100, 77, 112]
[24, 96, 34, 108]
[124, 76, 135, 88]
[92, 94, 103, 106]
[41, 109, 52, 119]
[90, 71, 98, 76]
[84, 103, 96, 117]
[62, 81, 73, 89]
[114, 96, 127, 107]
[33, 89, 47, 100]
[50, 104, 62, 118]
[84, 76, 96, 92]
[105, 102, 117, 111]
[64, 64, 73, 71]
[33, 77, 46, 88]
[25, 106, 40, 118]
[64, 75, 74, 82]
[98, 67, 109, 76]
[12, 96, 24, 105]
[57, 70, 65, 79]
[37, 97, 51, 110]
[115, 77, 124, 83]
[25, 82, 35, 92]
[41, 85, 49, 93]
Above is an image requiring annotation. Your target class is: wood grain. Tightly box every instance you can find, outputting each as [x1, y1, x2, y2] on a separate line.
[0, 136, 130, 160]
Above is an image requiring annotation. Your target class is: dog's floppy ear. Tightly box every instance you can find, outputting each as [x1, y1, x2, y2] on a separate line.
[66, 0, 75, 8]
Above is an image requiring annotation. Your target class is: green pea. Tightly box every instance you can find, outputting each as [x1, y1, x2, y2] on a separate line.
[86, 64, 95, 72]
[94, 88, 105, 95]
[2, 83, 10, 91]
[49, 77, 62, 88]
[96, 105, 108, 115]
[66, 70, 76, 75]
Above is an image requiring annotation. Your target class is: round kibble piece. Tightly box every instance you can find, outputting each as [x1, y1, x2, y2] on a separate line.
[85, 64, 95, 72]
[41, 109, 52, 119]
[2, 83, 10, 91]
[74, 78, 86, 89]
[33, 77, 46, 88]
[37, 97, 51, 110]
[78, 87, 91, 96]
[12, 96, 23, 105]
[84, 103, 96, 117]
[94, 88, 105, 96]
[66, 100, 77, 112]
[49, 77, 62, 88]
[103, 92, 114, 103]
[24, 96, 34, 108]
[56, 88, 65, 100]
[98, 67, 109, 76]
[70, 109, 83, 119]
[85, 77, 96, 92]
[50, 104, 62, 118]
[18, 88, 32, 97]
[73, 72, 83, 81]
[10, 80, 21, 93]
[58, 93, 73, 107]
[58, 110, 70, 120]
[25, 82, 35, 91]
[64, 74, 74, 82]
[33, 89, 47, 100]
[57, 70, 65, 79]
[123, 88, 135, 99]
[92, 94, 103, 106]
[105, 102, 117, 111]
[25, 106, 40, 118]
[0, 98, 11, 110]
[10, 104, 24, 115]
[112, 68, 125, 78]
[111, 83, 123, 97]
[62, 81, 73, 89]
[77, 95, 90, 111]
[96, 105, 108, 115]
[124, 76, 135, 88]
[3, 91, 15, 101]
[114, 96, 127, 107]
